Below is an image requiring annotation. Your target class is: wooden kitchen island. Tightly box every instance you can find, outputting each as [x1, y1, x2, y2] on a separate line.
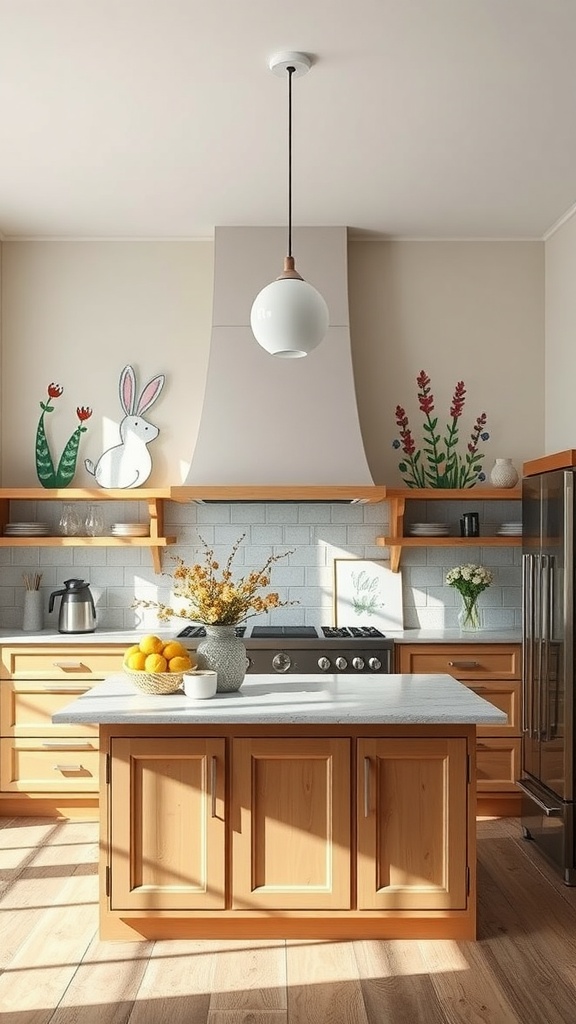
[54, 673, 505, 941]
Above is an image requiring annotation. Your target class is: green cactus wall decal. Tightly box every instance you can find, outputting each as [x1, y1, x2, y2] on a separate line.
[35, 384, 92, 488]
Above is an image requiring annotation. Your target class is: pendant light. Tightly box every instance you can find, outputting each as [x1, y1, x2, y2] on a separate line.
[250, 52, 329, 359]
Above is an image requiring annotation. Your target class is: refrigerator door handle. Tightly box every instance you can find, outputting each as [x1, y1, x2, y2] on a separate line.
[541, 554, 551, 742]
[522, 553, 534, 736]
[517, 778, 563, 817]
[534, 553, 543, 739]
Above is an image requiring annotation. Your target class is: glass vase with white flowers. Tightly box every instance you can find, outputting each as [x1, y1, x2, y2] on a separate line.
[445, 563, 493, 631]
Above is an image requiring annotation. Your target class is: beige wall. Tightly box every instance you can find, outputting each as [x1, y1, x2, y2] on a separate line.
[1, 238, 544, 487]
[544, 216, 576, 454]
[1, 241, 214, 486]
[348, 240, 545, 485]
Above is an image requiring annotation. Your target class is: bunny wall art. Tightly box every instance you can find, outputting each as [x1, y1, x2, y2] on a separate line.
[85, 365, 165, 489]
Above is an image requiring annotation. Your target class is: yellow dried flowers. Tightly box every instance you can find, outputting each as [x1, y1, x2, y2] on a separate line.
[136, 533, 296, 626]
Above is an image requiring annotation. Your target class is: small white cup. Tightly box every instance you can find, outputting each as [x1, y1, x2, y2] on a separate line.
[183, 670, 218, 700]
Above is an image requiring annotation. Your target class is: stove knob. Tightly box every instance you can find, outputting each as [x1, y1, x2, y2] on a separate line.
[368, 657, 382, 672]
[318, 656, 331, 672]
[335, 656, 348, 671]
[352, 656, 365, 671]
[272, 652, 292, 673]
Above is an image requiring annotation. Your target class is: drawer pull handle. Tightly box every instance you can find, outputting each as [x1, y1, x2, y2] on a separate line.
[448, 661, 480, 669]
[53, 764, 84, 772]
[42, 685, 88, 693]
[41, 741, 93, 749]
[52, 661, 86, 669]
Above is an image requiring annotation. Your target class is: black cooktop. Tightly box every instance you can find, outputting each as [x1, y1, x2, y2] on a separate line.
[251, 626, 318, 638]
[177, 624, 386, 640]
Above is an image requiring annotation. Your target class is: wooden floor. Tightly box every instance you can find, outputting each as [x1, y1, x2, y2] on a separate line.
[1, 816, 576, 1023]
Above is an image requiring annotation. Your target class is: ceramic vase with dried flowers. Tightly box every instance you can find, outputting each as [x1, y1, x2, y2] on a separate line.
[135, 534, 296, 691]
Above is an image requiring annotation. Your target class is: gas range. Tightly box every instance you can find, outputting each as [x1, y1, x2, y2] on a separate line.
[177, 624, 394, 675]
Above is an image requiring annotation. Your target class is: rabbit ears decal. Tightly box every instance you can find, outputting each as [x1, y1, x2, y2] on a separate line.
[120, 365, 165, 417]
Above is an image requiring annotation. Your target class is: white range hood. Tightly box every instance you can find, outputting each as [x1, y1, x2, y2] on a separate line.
[184, 226, 382, 502]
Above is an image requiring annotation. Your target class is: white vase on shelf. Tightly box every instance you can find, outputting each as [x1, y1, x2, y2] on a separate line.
[489, 459, 519, 488]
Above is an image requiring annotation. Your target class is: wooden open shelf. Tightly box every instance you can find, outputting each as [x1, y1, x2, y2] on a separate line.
[0, 488, 176, 574]
[377, 487, 522, 572]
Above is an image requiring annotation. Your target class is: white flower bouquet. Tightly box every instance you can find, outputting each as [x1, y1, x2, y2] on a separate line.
[445, 563, 493, 630]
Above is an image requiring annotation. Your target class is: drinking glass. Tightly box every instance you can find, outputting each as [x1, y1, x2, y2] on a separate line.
[85, 503, 105, 537]
[59, 503, 82, 536]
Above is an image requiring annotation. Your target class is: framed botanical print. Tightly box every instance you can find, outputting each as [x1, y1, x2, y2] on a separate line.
[333, 559, 404, 630]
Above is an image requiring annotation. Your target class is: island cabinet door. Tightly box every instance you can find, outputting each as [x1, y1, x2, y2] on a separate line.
[231, 738, 351, 910]
[109, 738, 226, 911]
[356, 738, 469, 911]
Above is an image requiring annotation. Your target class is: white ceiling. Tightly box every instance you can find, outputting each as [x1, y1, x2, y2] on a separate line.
[1, 0, 575, 240]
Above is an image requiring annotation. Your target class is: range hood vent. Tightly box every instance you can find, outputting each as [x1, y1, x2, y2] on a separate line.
[184, 227, 380, 502]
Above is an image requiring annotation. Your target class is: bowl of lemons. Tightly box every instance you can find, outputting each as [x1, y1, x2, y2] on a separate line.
[123, 635, 195, 694]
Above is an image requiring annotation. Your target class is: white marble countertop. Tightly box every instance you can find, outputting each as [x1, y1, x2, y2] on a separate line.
[0, 627, 521, 645]
[52, 673, 508, 726]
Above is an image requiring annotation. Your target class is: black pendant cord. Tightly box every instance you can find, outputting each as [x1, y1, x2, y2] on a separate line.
[287, 65, 295, 259]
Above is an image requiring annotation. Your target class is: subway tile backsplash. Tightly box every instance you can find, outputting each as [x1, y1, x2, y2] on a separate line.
[0, 498, 523, 632]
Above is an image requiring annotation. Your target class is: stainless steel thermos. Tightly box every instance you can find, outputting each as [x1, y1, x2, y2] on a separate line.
[48, 578, 96, 633]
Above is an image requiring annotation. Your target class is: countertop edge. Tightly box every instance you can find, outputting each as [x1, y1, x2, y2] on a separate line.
[52, 673, 509, 726]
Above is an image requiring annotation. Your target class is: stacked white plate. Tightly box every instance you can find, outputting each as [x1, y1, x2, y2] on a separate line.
[409, 522, 450, 536]
[111, 522, 149, 537]
[497, 521, 522, 536]
[3, 522, 51, 536]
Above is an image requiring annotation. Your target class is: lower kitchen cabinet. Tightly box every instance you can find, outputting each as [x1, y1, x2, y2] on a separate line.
[396, 642, 522, 814]
[109, 738, 226, 911]
[0, 736, 99, 792]
[100, 725, 476, 939]
[356, 737, 468, 910]
[231, 737, 351, 910]
[0, 644, 124, 815]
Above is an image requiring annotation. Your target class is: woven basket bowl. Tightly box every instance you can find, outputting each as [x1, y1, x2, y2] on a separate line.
[124, 667, 184, 695]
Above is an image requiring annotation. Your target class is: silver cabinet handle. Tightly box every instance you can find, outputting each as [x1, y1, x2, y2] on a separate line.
[41, 740, 93, 748]
[211, 755, 217, 818]
[52, 661, 86, 669]
[448, 661, 479, 669]
[53, 764, 84, 772]
[41, 685, 88, 692]
[364, 756, 370, 817]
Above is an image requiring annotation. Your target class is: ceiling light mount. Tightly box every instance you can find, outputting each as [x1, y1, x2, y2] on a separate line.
[268, 51, 312, 78]
[250, 51, 329, 358]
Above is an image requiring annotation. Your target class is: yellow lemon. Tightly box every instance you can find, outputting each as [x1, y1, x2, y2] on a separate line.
[162, 641, 188, 661]
[126, 651, 146, 671]
[144, 653, 168, 673]
[124, 644, 141, 663]
[168, 655, 192, 672]
[139, 634, 164, 656]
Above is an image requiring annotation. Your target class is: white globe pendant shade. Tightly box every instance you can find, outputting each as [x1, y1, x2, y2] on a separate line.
[251, 276, 329, 358]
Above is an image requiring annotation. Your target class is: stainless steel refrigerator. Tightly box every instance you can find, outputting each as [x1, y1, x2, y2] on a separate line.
[520, 468, 575, 883]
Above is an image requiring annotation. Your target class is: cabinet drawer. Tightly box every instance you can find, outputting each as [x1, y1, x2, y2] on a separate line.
[0, 645, 125, 680]
[396, 644, 521, 680]
[475, 738, 521, 792]
[0, 681, 98, 738]
[0, 737, 99, 792]
[467, 681, 521, 737]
